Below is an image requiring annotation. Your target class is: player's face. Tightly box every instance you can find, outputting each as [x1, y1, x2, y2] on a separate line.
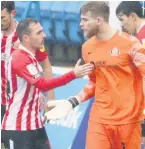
[80, 11, 98, 38]
[1, 8, 12, 31]
[117, 14, 136, 35]
[28, 23, 46, 49]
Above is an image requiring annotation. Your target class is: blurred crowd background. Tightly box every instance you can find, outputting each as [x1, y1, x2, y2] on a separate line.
[14, 1, 144, 67]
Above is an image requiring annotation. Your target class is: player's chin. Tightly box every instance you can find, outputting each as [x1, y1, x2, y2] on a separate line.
[84, 32, 89, 38]
[1, 26, 8, 31]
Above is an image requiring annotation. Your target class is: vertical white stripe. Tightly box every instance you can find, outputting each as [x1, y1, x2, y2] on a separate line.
[9, 139, 14, 149]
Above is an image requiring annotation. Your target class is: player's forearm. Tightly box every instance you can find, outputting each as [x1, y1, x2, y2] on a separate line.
[77, 81, 96, 103]
[67, 81, 96, 108]
[34, 71, 76, 92]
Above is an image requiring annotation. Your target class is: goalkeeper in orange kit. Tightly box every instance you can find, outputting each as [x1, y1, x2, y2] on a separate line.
[45, 1, 145, 149]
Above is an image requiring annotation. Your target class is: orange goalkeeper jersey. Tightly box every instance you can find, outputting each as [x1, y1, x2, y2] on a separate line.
[78, 31, 145, 124]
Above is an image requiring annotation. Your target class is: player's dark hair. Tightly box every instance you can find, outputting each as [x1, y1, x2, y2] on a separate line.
[16, 18, 38, 41]
[116, 1, 144, 18]
[80, 1, 110, 22]
[1, 1, 15, 13]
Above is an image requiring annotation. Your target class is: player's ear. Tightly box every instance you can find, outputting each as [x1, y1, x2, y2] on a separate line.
[96, 17, 103, 25]
[11, 10, 16, 17]
[130, 13, 137, 21]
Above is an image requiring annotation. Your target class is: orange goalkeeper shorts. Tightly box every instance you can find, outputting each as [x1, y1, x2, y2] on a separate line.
[86, 121, 141, 149]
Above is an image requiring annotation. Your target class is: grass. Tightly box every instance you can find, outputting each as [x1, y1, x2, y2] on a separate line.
[1, 143, 5, 149]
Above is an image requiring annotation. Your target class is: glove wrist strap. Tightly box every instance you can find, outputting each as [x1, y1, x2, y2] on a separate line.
[68, 96, 79, 108]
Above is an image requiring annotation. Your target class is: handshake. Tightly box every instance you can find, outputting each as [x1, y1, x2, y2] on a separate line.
[44, 96, 81, 122]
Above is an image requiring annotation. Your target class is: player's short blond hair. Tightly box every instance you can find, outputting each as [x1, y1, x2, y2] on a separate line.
[80, 1, 110, 22]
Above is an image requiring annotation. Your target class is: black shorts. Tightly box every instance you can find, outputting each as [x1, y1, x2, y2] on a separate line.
[2, 127, 51, 149]
[142, 120, 145, 137]
[1, 104, 6, 143]
[1, 104, 6, 123]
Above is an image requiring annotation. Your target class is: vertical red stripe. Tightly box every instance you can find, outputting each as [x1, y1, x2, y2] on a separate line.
[26, 88, 37, 130]
[16, 84, 31, 130]
[1, 36, 8, 105]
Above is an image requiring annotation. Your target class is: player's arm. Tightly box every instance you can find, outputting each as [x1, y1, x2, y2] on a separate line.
[13, 55, 93, 92]
[45, 64, 96, 120]
[129, 39, 145, 114]
[45, 46, 96, 120]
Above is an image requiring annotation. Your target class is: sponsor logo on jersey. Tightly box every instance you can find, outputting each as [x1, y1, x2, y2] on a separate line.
[110, 48, 120, 56]
[26, 64, 38, 75]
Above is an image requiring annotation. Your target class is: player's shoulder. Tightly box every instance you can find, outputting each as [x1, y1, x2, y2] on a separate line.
[83, 36, 96, 47]
[12, 49, 27, 59]
[11, 49, 31, 69]
[82, 36, 96, 52]
[117, 31, 140, 44]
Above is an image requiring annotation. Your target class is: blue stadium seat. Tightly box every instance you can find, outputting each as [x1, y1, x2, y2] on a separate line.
[50, 1, 69, 44]
[15, 1, 28, 21]
[64, 1, 85, 45]
[27, 2, 40, 20]
[15, 1, 40, 21]
[40, 2, 54, 42]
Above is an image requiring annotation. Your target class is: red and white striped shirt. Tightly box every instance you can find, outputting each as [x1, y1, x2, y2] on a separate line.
[1, 31, 18, 105]
[2, 45, 43, 130]
[2, 45, 76, 130]
[1, 31, 48, 106]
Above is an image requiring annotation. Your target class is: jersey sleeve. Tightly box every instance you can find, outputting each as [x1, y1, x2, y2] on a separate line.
[12, 54, 41, 84]
[77, 45, 96, 102]
[11, 51, 76, 92]
[35, 45, 48, 62]
[129, 39, 145, 77]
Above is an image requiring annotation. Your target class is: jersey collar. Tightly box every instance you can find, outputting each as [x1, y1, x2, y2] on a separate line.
[19, 44, 35, 57]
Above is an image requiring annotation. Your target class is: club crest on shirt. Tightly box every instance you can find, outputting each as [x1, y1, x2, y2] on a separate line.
[110, 48, 120, 56]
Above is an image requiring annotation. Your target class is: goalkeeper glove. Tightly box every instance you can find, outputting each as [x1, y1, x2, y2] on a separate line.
[45, 96, 80, 120]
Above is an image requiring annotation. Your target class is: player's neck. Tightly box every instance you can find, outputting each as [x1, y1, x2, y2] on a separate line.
[2, 19, 17, 36]
[96, 24, 117, 41]
[136, 18, 145, 34]
[21, 43, 36, 55]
